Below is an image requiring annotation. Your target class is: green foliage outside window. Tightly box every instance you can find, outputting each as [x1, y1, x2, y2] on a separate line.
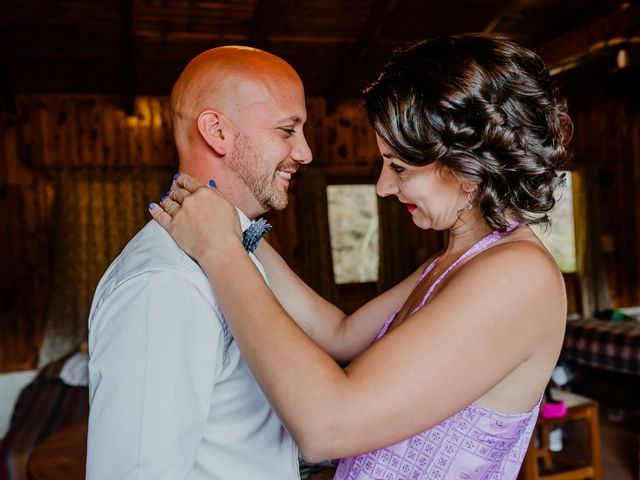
[327, 185, 379, 284]
[532, 171, 577, 273]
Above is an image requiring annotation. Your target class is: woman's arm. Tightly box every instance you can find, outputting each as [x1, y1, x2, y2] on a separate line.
[195, 237, 563, 461]
[254, 240, 428, 362]
[151, 179, 565, 461]
[165, 174, 426, 362]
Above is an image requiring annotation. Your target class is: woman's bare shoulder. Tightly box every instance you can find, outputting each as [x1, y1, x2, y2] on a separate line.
[447, 232, 566, 331]
[479, 230, 563, 282]
[425, 229, 565, 327]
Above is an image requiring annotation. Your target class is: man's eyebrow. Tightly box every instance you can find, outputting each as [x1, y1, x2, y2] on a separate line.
[276, 115, 303, 125]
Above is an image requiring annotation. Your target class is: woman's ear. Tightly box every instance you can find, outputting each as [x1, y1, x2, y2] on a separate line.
[461, 181, 478, 194]
[197, 109, 227, 156]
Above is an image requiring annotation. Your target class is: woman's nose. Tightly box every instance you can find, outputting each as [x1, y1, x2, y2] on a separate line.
[376, 169, 398, 198]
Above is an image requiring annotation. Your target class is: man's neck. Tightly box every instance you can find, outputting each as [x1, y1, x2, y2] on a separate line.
[177, 163, 263, 221]
[214, 179, 264, 220]
[177, 136, 272, 218]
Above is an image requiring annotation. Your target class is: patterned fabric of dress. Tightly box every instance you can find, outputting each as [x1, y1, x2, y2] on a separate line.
[334, 224, 541, 480]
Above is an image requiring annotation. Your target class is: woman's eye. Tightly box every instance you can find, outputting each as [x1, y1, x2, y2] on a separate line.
[389, 163, 405, 174]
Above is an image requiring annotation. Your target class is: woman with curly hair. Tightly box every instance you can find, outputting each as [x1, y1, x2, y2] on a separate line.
[151, 34, 571, 479]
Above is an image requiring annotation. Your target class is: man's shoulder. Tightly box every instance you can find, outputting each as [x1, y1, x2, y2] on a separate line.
[131, 220, 203, 267]
[120, 220, 191, 270]
[94, 221, 211, 300]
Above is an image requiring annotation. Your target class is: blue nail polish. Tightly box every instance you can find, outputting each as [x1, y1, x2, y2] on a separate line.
[165, 189, 171, 196]
[160, 195, 167, 202]
[149, 203, 156, 210]
[209, 179, 216, 188]
[173, 172, 180, 180]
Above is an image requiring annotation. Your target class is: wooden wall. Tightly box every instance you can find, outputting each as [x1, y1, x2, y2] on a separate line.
[0, 95, 177, 371]
[1, 95, 440, 372]
[2, 90, 638, 373]
[571, 95, 640, 309]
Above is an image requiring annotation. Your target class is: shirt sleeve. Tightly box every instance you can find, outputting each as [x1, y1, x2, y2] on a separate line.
[86, 270, 224, 480]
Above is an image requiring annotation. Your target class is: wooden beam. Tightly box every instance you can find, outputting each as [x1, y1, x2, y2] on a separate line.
[248, 0, 276, 49]
[327, 0, 401, 113]
[483, 0, 524, 35]
[536, 2, 640, 72]
[0, 55, 16, 113]
[124, 0, 138, 115]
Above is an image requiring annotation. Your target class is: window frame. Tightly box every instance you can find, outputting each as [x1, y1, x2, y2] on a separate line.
[325, 172, 380, 313]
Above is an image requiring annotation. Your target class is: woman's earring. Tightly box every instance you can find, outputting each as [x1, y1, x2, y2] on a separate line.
[467, 191, 474, 210]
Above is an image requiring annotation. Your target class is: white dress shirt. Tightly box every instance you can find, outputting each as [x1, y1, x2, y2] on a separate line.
[87, 212, 299, 480]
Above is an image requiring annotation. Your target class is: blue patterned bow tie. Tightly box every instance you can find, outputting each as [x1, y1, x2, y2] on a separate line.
[242, 218, 272, 253]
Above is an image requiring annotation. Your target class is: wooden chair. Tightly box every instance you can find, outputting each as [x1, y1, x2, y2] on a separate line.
[520, 389, 601, 480]
[28, 418, 87, 480]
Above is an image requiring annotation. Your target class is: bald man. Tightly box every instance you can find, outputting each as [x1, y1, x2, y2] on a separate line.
[87, 47, 312, 480]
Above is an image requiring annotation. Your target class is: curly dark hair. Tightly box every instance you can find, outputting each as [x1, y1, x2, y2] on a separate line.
[364, 33, 572, 231]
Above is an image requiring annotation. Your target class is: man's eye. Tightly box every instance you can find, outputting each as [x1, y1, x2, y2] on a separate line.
[280, 128, 296, 136]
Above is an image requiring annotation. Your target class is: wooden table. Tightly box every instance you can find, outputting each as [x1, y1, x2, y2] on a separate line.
[520, 389, 601, 480]
[28, 418, 87, 480]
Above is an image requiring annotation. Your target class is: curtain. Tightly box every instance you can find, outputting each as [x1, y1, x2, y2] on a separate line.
[295, 169, 337, 303]
[38, 167, 172, 366]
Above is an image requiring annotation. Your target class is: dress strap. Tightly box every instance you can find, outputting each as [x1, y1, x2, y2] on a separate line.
[374, 222, 520, 341]
[412, 222, 520, 313]
[417, 257, 439, 283]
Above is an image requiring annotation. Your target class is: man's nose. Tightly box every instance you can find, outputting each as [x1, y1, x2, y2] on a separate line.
[292, 134, 313, 164]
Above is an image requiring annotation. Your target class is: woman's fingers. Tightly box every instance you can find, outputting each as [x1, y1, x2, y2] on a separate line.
[168, 187, 191, 204]
[160, 196, 181, 216]
[148, 173, 242, 261]
[148, 203, 172, 230]
[175, 173, 204, 193]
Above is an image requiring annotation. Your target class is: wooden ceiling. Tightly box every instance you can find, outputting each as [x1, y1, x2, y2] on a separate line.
[0, 0, 637, 104]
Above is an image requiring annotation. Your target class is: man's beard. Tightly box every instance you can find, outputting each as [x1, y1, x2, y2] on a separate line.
[227, 132, 289, 211]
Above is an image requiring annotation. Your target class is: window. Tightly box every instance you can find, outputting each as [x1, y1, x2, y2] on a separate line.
[532, 171, 577, 273]
[326, 184, 379, 284]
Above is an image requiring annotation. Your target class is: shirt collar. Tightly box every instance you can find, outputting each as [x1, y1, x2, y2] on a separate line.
[236, 207, 253, 233]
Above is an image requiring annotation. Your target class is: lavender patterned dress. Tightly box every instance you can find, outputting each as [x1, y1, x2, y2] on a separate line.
[334, 224, 540, 480]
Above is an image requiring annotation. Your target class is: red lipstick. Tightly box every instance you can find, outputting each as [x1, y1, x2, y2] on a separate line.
[407, 204, 417, 213]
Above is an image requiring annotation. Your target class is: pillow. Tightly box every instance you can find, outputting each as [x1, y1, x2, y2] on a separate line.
[0, 371, 37, 439]
[0, 351, 89, 480]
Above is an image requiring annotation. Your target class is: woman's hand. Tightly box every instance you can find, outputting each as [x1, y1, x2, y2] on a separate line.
[149, 174, 243, 263]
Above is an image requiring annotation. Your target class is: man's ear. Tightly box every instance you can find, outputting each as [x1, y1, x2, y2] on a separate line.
[197, 109, 228, 156]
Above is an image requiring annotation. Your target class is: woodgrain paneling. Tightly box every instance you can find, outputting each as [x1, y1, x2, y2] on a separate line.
[3, 91, 638, 372]
[0, 95, 177, 372]
[571, 96, 640, 308]
[0, 94, 424, 372]
[1, 0, 625, 98]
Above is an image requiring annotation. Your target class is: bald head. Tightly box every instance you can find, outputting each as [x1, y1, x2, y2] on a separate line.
[171, 46, 302, 132]
[168, 46, 311, 218]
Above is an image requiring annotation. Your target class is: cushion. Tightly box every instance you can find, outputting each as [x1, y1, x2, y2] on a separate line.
[0, 352, 88, 480]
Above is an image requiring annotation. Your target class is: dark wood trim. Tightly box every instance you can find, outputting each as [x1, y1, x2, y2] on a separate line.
[248, 0, 276, 49]
[483, 0, 524, 35]
[327, 0, 401, 113]
[124, 0, 138, 115]
[0, 54, 16, 113]
[536, 3, 640, 72]
[336, 282, 378, 314]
